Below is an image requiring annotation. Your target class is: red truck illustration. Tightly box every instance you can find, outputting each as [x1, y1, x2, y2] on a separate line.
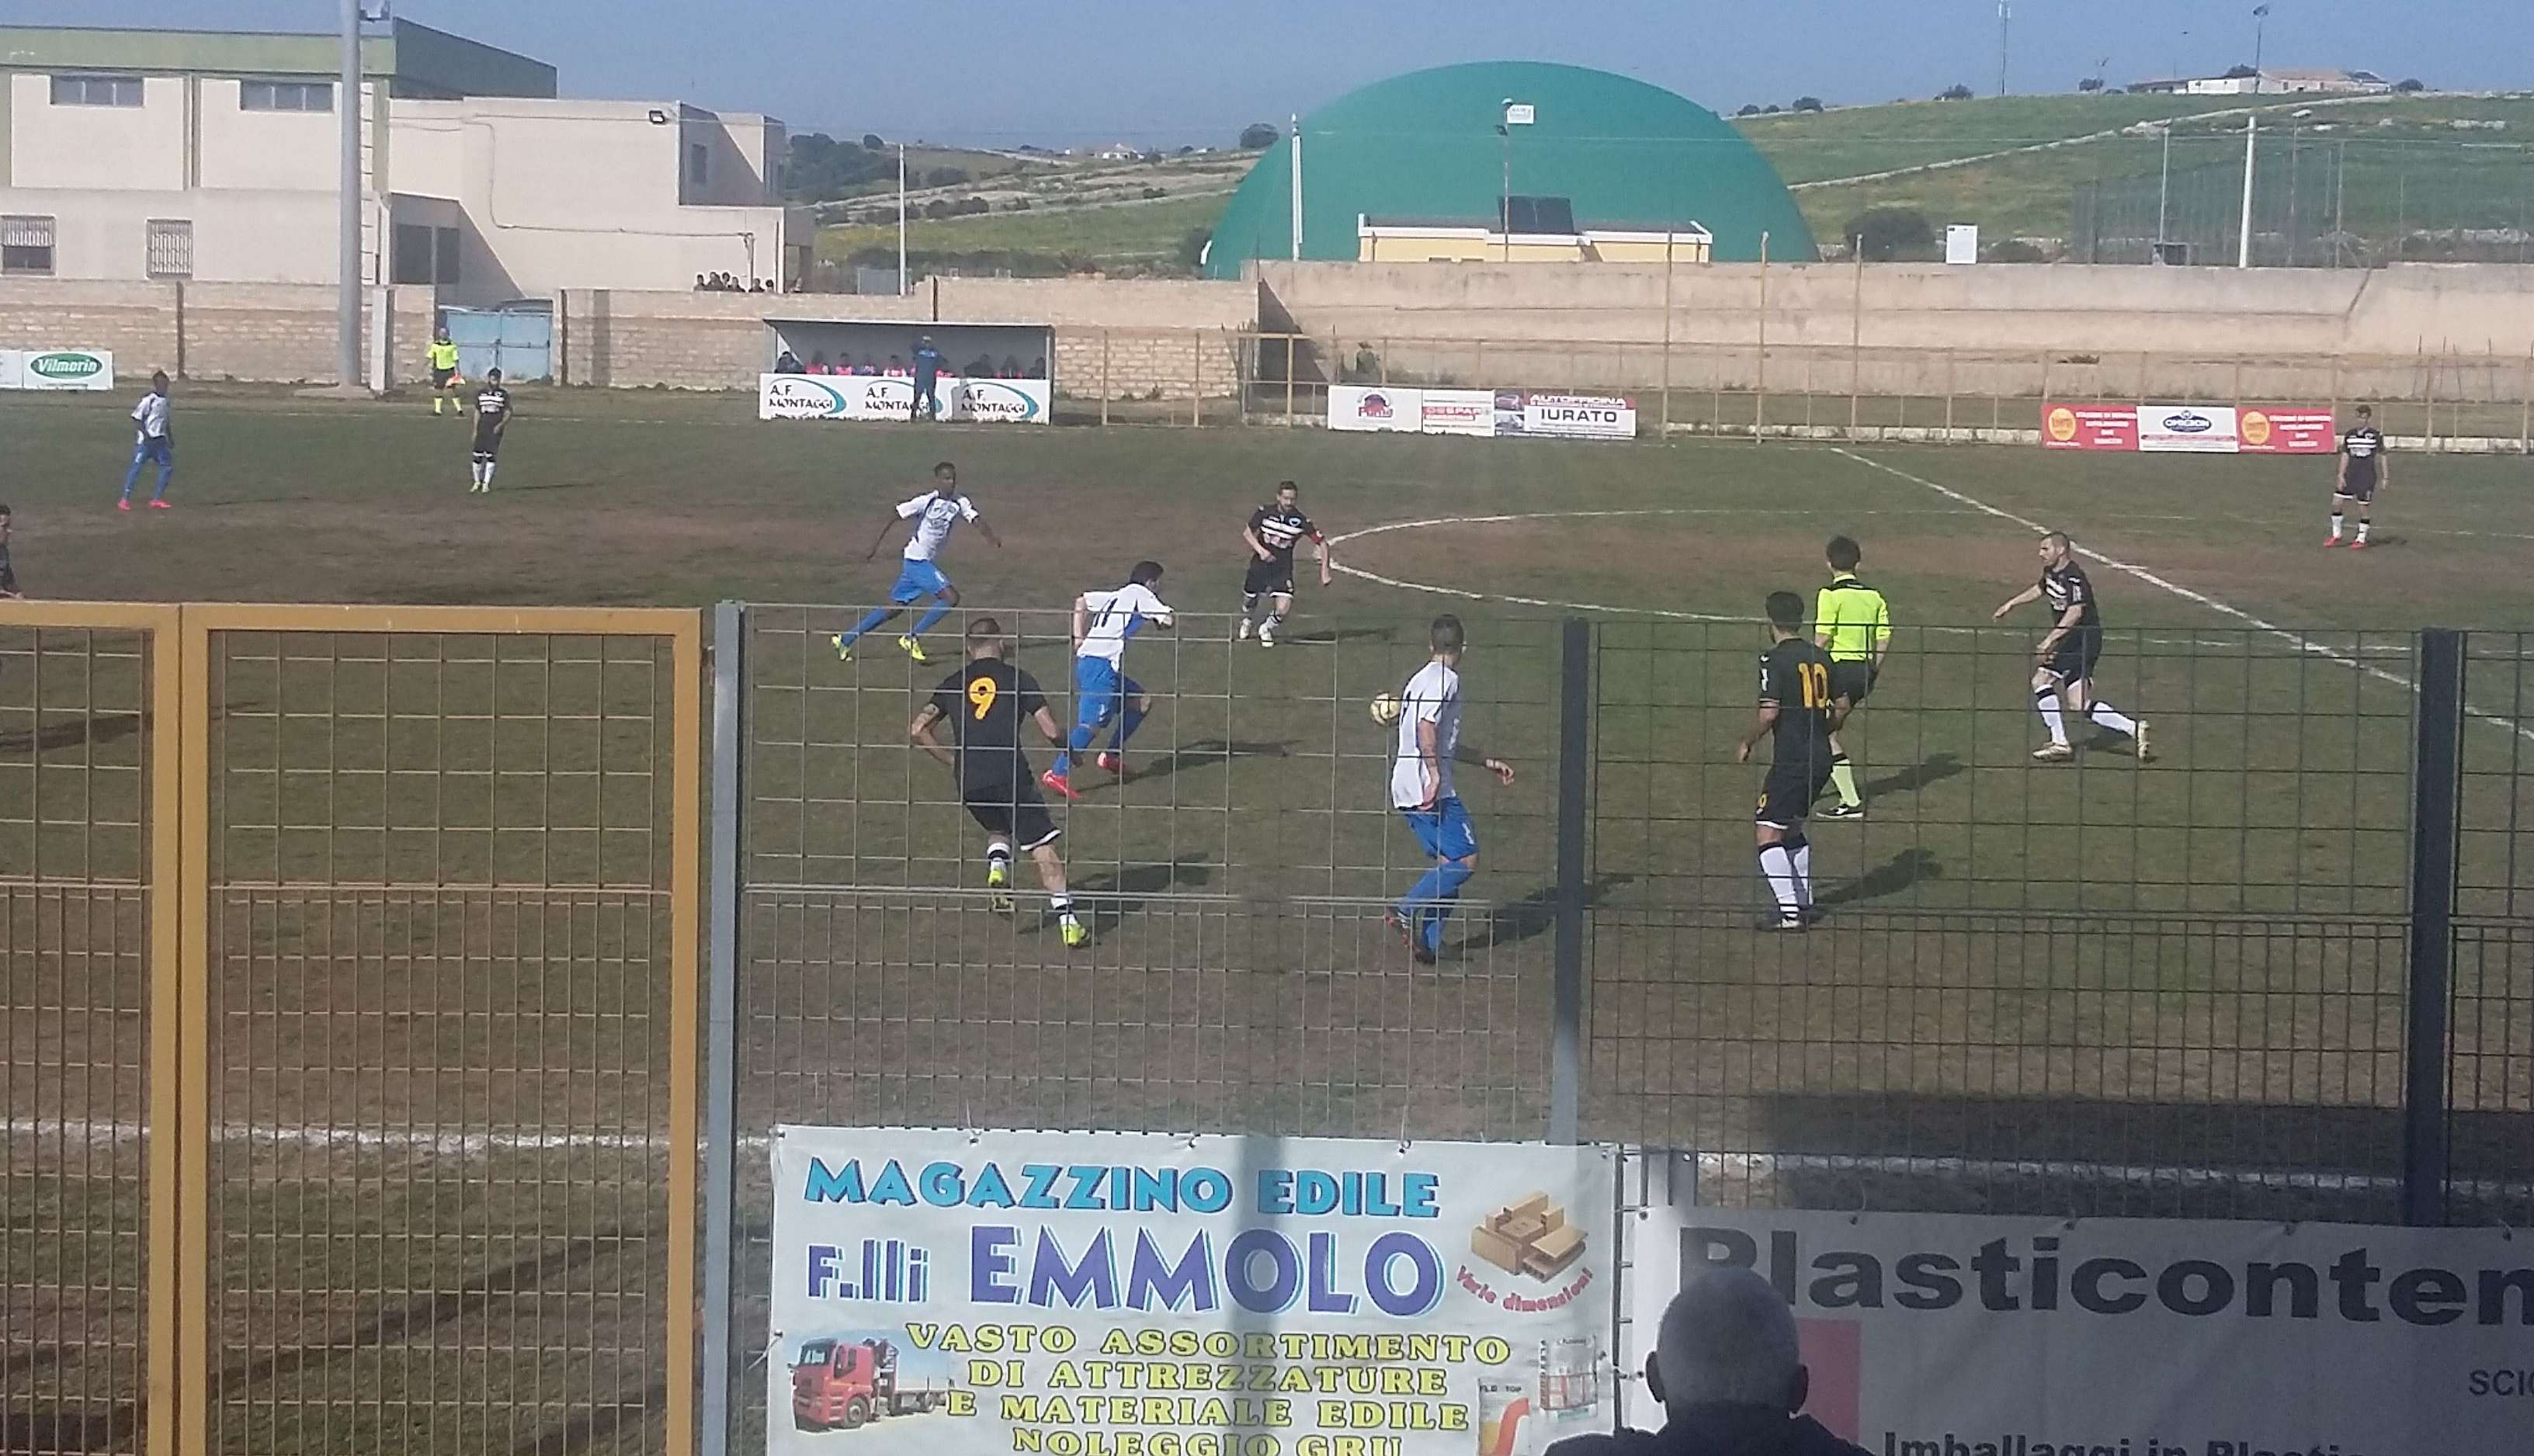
[790, 1337, 953, 1432]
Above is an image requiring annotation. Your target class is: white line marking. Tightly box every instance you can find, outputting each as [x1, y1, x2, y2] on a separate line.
[1831, 448, 2534, 744]
[1326, 509, 2421, 655]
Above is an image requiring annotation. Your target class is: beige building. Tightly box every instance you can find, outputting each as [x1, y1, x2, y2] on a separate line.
[1357, 216, 1713, 265]
[0, 20, 809, 300]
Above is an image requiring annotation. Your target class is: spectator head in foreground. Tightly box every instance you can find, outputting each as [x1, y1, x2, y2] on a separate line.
[1545, 1267, 1870, 1456]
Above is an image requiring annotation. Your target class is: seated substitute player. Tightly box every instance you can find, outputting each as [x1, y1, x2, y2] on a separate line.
[1811, 535, 1890, 820]
[908, 619, 1088, 948]
[2328, 404, 2388, 549]
[1043, 561, 1175, 800]
[1991, 532, 2151, 763]
[1737, 592, 1838, 931]
[1384, 614, 1518, 965]
[467, 369, 512, 494]
[832, 463, 1004, 665]
[1236, 480, 1332, 647]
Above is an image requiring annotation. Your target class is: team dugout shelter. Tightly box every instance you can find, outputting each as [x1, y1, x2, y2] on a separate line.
[764, 319, 1055, 382]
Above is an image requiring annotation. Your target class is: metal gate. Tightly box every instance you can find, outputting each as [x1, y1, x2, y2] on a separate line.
[442, 307, 554, 383]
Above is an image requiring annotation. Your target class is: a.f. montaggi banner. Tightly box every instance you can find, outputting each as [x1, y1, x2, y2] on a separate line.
[1626, 1204, 2533, 1456]
[769, 1128, 1614, 1456]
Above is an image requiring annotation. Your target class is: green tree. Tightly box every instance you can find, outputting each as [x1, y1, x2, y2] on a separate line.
[1845, 206, 1939, 261]
[1238, 122, 1279, 150]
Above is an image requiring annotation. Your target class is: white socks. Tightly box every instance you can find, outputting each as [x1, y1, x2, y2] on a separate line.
[2035, 691, 2069, 747]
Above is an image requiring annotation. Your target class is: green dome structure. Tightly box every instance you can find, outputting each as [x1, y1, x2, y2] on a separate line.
[1203, 61, 1814, 279]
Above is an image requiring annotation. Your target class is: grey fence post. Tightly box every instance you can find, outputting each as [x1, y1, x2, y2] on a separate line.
[1549, 617, 1591, 1144]
[700, 601, 745, 1456]
[2400, 626, 2464, 1226]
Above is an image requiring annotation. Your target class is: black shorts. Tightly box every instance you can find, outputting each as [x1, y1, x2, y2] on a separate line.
[432, 366, 455, 388]
[471, 438, 501, 463]
[2338, 474, 2376, 504]
[1242, 558, 1297, 598]
[2044, 629, 2104, 685]
[1828, 660, 1878, 708]
[963, 775, 1060, 851]
[1756, 755, 1835, 830]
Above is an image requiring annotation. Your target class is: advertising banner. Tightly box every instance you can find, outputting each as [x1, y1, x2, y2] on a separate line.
[1418, 389, 1497, 439]
[1626, 1201, 2534, 1455]
[2136, 403, 2240, 453]
[1501, 392, 1637, 441]
[759, 373, 1051, 424]
[767, 1127, 1615, 1456]
[1328, 385, 1425, 432]
[2237, 407, 2339, 454]
[2040, 403, 2142, 452]
[11, 348, 114, 391]
[0, 352, 20, 391]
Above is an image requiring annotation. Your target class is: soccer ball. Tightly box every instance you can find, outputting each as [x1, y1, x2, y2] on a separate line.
[1369, 694, 1404, 726]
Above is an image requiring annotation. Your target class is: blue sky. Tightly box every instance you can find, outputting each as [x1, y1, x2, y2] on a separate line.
[13, 1, 2525, 145]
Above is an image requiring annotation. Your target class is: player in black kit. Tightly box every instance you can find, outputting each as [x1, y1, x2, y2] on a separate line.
[2328, 403, 2388, 549]
[1992, 532, 2151, 764]
[908, 619, 1089, 947]
[1736, 591, 1838, 931]
[467, 369, 512, 494]
[1236, 480, 1331, 647]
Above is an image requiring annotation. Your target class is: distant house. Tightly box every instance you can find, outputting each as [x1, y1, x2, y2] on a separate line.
[2130, 68, 2391, 96]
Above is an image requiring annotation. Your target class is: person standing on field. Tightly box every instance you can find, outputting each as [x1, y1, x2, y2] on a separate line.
[1811, 536, 1889, 820]
[117, 371, 175, 512]
[909, 334, 945, 422]
[2327, 403, 2387, 549]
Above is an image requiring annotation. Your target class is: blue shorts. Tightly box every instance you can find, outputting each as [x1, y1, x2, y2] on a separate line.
[890, 559, 951, 603]
[132, 438, 173, 466]
[1399, 797, 1479, 862]
[1072, 657, 1140, 732]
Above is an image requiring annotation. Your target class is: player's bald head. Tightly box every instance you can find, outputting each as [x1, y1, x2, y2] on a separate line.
[1649, 1267, 1806, 1416]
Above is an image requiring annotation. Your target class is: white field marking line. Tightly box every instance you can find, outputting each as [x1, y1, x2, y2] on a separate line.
[1325, 509, 2417, 655]
[1832, 447, 2534, 745]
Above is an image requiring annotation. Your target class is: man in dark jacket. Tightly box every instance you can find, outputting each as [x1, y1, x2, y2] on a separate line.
[1546, 1267, 1872, 1456]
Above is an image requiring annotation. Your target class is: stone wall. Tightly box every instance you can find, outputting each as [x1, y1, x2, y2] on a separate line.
[0, 279, 439, 384]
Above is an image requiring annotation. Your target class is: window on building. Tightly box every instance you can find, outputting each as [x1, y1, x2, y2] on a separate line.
[145, 220, 194, 279]
[689, 143, 710, 189]
[392, 224, 434, 285]
[240, 80, 335, 113]
[433, 227, 461, 286]
[2, 217, 56, 276]
[50, 74, 144, 107]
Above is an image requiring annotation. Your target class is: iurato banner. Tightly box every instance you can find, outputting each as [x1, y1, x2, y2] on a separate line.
[767, 1127, 1616, 1456]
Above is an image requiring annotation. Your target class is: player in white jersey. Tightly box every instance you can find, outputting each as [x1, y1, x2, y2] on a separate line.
[117, 371, 175, 512]
[1041, 561, 1175, 800]
[1385, 615, 1516, 965]
[831, 462, 1002, 664]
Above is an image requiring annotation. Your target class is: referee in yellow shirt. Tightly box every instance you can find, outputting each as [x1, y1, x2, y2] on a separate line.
[426, 329, 462, 416]
[1813, 536, 1890, 820]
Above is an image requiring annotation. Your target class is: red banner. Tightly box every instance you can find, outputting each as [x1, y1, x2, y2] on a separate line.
[2042, 402, 2140, 451]
[2237, 407, 2338, 453]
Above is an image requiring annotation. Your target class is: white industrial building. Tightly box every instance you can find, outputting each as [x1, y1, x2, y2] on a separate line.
[0, 19, 811, 299]
[2128, 68, 2394, 96]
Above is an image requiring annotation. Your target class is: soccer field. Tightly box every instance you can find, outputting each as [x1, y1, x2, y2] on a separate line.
[7, 385, 2532, 1451]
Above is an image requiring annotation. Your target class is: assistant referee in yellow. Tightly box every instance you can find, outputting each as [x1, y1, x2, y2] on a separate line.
[426, 328, 461, 416]
[1812, 535, 1890, 820]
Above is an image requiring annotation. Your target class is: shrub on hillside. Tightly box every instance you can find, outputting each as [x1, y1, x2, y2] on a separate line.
[1939, 84, 1975, 101]
[1844, 206, 1939, 261]
[1239, 123, 1280, 150]
[1793, 96, 1825, 112]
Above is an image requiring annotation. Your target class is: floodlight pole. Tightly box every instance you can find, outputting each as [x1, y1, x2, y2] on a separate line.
[1998, 0, 2012, 98]
[897, 144, 908, 296]
[2237, 112, 2258, 268]
[337, 0, 362, 390]
[2156, 124, 2173, 258]
[1289, 114, 1303, 261]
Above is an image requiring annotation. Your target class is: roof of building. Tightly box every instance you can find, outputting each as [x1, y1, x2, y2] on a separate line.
[0, 19, 554, 99]
[1206, 61, 1814, 277]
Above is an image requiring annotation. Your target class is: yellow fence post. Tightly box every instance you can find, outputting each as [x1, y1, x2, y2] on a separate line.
[667, 611, 703, 1456]
[175, 604, 211, 1456]
[144, 605, 183, 1456]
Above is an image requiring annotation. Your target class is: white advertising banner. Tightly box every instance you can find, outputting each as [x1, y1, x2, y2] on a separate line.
[2137, 403, 2240, 452]
[1418, 389, 1496, 438]
[5, 348, 114, 391]
[768, 1128, 1615, 1456]
[1506, 393, 1637, 441]
[1328, 384, 1425, 432]
[759, 373, 1052, 424]
[1626, 1202, 2534, 1456]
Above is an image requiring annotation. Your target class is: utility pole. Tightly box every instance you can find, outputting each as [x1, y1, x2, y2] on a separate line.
[896, 144, 908, 296]
[2253, 5, 2271, 88]
[1288, 114, 1303, 261]
[2157, 123, 2174, 260]
[335, 0, 362, 390]
[1998, 0, 2013, 98]
[2238, 112, 2259, 268]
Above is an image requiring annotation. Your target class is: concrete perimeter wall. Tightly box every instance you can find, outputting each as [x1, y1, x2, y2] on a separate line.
[557, 278, 1257, 397]
[1259, 261, 2534, 403]
[0, 280, 439, 385]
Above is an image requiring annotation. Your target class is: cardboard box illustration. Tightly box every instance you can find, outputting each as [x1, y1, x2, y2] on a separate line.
[1472, 1191, 1587, 1281]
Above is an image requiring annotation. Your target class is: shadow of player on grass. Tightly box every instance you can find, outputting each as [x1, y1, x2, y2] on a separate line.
[1817, 847, 1945, 910]
[1862, 751, 1964, 799]
[1123, 738, 1295, 784]
[1272, 625, 1398, 646]
[1444, 872, 1637, 955]
[1054, 858, 1217, 933]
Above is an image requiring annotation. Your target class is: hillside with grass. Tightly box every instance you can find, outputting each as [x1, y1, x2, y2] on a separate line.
[798, 92, 2532, 277]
